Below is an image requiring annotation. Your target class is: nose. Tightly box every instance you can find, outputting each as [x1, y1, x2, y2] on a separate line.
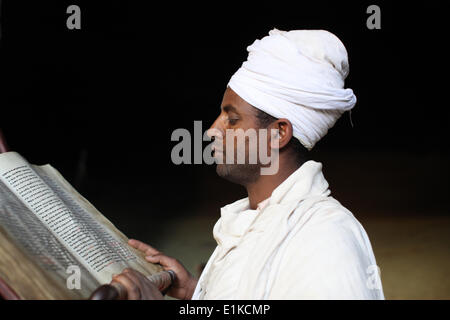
[207, 116, 225, 140]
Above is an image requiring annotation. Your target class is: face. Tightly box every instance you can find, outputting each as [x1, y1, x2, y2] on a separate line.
[208, 87, 268, 185]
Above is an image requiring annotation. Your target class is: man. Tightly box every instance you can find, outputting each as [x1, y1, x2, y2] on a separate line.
[113, 29, 384, 299]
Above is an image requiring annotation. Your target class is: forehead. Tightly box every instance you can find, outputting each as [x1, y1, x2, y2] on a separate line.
[220, 87, 258, 115]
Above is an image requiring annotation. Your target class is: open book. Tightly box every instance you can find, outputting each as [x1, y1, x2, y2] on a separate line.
[0, 152, 163, 299]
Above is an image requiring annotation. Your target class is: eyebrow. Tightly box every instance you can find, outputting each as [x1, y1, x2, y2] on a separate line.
[222, 104, 239, 113]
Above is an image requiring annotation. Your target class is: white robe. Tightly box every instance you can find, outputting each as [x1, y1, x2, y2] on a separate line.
[192, 160, 384, 300]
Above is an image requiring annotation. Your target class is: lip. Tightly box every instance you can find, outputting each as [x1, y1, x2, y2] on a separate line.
[212, 146, 224, 161]
[213, 150, 224, 158]
[211, 143, 224, 153]
[211, 139, 225, 160]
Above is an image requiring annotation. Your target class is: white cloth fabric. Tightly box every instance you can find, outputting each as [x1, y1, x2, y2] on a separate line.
[228, 29, 357, 150]
[192, 161, 384, 299]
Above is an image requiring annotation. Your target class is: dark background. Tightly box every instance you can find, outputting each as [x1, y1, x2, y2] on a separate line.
[0, 1, 448, 237]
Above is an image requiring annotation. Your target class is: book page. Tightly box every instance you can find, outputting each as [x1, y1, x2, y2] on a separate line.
[0, 178, 98, 299]
[33, 163, 162, 281]
[0, 152, 162, 287]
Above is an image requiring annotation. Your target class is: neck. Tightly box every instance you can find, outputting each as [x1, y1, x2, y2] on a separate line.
[245, 159, 303, 210]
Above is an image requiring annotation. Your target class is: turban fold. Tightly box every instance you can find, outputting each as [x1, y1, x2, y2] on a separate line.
[228, 29, 356, 150]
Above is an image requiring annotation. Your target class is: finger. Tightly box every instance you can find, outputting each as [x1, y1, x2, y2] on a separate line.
[125, 270, 158, 290]
[141, 280, 164, 300]
[145, 254, 177, 270]
[122, 268, 148, 280]
[122, 269, 147, 287]
[112, 273, 141, 300]
[128, 239, 160, 255]
[122, 269, 164, 300]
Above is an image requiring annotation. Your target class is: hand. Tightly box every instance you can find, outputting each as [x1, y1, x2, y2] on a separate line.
[111, 268, 164, 300]
[128, 239, 198, 300]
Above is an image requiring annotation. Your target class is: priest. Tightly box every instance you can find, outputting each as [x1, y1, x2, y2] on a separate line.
[112, 29, 385, 300]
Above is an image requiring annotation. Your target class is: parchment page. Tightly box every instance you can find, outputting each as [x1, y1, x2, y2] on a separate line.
[0, 152, 161, 286]
[0, 177, 98, 299]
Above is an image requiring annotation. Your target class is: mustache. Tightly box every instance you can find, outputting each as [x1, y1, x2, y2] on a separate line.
[211, 143, 224, 159]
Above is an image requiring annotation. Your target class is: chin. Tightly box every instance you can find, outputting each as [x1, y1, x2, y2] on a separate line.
[215, 163, 230, 179]
[215, 163, 260, 186]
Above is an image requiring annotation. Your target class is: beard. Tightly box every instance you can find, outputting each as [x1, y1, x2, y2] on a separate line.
[212, 130, 266, 186]
[215, 163, 261, 186]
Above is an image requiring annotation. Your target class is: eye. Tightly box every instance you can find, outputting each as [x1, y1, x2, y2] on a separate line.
[227, 118, 239, 125]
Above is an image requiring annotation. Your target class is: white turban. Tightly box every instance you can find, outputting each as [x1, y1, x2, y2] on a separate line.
[228, 29, 356, 150]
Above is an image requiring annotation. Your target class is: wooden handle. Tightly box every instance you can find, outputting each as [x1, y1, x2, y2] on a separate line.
[89, 270, 176, 300]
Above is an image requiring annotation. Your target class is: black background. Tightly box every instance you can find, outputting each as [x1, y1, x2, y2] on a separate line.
[0, 1, 448, 239]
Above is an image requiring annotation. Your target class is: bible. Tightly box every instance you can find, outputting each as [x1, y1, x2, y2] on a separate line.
[0, 151, 167, 299]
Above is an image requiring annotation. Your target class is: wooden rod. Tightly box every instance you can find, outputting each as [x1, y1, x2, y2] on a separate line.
[89, 270, 176, 300]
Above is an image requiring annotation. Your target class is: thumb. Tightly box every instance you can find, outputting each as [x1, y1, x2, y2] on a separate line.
[145, 254, 173, 269]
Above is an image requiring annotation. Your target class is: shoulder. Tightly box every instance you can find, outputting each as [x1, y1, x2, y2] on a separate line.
[289, 198, 374, 266]
[268, 198, 383, 299]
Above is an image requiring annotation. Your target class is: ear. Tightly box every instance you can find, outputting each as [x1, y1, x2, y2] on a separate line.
[268, 118, 293, 149]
